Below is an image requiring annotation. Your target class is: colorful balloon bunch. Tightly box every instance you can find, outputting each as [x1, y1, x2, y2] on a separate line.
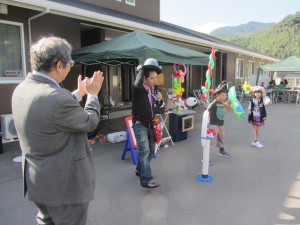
[228, 86, 246, 119]
[242, 81, 266, 95]
[172, 63, 186, 97]
[198, 126, 217, 140]
[201, 46, 218, 103]
[206, 128, 217, 139]
[242, 81, 252, 95]
[252, 86, 266, 94]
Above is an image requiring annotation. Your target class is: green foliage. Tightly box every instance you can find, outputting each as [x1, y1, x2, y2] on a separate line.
[210, 21, 275, 38]
[225, 12, 300, 59]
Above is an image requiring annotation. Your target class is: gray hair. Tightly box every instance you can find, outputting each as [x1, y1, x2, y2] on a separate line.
[30, 36, 72, 72]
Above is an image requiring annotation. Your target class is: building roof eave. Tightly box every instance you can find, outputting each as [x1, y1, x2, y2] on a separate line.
[5, 0, 278, 62]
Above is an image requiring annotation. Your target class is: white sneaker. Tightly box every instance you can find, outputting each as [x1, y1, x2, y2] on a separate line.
[251, 141, 257, 147]
[256, 141, 263, 148]
[251, 141, 263, 148]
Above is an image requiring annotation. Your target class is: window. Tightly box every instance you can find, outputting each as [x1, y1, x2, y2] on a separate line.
[248, 61, 255, 76]
[125, 0, 135, 6]
[235, 58, 244, 78]
[0, 20, 26, 83]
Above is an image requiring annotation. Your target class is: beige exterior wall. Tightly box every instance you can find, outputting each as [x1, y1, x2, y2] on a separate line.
[225, 53, 237, 85]
[77, 0, 160, 22]
[225, 53, 274, 87]
[0, 2, 277, 115]
[30, 14, 82, 92]
[0, 6, 34, 115]
[0, 6, 83, 114]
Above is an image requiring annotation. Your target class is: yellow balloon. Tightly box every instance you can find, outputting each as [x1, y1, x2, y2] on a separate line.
[173, 89, 180, 95]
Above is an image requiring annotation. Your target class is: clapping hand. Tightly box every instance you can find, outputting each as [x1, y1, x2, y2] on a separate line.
[85, 71, 104, 95]
[77, 75, 88, 97]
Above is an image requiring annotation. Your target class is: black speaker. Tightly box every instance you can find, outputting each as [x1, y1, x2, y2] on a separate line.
[169, 113, 188, 142]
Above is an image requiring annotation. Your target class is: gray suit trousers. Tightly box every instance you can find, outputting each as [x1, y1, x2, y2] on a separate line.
[35, 202, 89, 225]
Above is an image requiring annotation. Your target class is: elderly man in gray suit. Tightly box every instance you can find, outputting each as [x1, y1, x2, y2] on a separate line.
[12, 36, 104, 225]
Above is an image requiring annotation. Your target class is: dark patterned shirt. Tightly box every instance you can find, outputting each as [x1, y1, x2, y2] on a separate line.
[208, 100, 225, 126]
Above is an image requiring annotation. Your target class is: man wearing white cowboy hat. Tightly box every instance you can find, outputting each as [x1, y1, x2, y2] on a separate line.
[132, 58, 165, 188]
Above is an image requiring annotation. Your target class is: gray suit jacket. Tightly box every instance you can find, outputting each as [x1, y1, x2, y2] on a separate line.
[12, 73, 100, 207]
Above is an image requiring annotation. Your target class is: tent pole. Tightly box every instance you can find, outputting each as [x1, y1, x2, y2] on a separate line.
[256, 67, 262, 85]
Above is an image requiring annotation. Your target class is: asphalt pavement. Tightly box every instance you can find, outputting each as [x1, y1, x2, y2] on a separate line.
[1, 102, 300, 225]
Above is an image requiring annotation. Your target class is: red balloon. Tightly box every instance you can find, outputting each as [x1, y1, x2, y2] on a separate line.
[212, 51, 216, 60]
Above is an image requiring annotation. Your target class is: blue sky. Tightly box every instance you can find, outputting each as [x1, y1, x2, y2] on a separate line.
[160, 0, 300, 34]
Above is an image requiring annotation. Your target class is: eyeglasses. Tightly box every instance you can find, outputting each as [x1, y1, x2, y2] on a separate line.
[69, 60, 74, 67]
[54, 59, 74, 67]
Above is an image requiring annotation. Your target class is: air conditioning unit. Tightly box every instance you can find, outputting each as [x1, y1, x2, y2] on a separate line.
[1, 114, 18, 140]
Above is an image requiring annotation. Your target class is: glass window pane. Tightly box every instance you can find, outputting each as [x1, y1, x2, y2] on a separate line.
[0, 22, 24, 83]
[249, 62, 255, 75]
[125, 0, 135, 6]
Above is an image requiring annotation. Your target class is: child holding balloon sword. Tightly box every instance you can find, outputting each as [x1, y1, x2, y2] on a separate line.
[207, 81, 232, 159]
[248, 86, 267, 148]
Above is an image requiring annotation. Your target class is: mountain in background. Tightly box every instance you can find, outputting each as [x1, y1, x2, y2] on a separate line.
[223, 12, 300, 59]
[210, 21, 275, 38]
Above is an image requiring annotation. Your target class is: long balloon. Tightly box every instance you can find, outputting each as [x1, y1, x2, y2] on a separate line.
[201, 46, 218, 103]
[228, 86, 246, 119]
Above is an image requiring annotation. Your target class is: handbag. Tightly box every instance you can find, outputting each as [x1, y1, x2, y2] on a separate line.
[263, 96, 272, 106]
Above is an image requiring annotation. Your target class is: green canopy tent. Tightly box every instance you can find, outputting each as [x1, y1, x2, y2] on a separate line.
[259, 56, 300, 72]
[72, 31, 209, 66]
[256, 56, 300, 84]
